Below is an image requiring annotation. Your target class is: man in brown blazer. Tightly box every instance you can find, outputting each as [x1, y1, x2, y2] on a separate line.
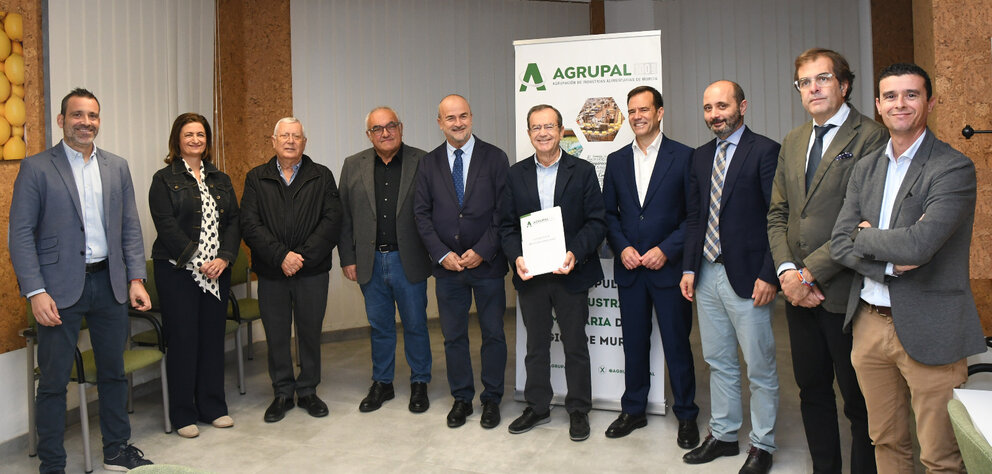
[766, 48, 887, 474]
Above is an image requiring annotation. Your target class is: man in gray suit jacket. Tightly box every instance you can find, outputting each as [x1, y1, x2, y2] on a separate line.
[339, 106, 433, 414]
[9, 88, 154, 472]
[831, 63, 986, 473]
[767, 48, 886, 474]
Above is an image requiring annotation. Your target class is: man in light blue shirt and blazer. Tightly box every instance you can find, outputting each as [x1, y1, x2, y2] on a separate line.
[9, 88, 154, 472]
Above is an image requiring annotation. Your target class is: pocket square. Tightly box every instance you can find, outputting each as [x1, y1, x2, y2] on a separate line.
[834, 152, 854, 161]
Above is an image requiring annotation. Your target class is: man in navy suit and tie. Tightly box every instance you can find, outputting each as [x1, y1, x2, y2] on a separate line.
[601, 85, 698, 446]
[680, 80, 780, 474]
[9, 88, 154, 472]
[414, 95, 509, 429]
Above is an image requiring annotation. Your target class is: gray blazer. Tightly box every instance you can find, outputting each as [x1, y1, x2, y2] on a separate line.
[338, 144, 431, 285]
[768, 106, 888, 313]
[830, 130, 986, 365]
[9, 141, 147, 307]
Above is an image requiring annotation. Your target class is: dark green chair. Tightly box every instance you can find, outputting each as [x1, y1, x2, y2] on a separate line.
[22, 300, 169, 473]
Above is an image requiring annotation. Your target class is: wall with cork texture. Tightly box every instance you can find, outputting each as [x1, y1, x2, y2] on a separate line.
[0, 0, 46, 353]
[912, 0, 992, 336]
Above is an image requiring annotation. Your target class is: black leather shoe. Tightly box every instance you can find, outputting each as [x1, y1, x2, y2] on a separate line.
[683, 434, 739, 464]
[446, 400, 473, 428]
[297, 394, 329, 418]
[409, 382, 430, 413]
[359, 382, 395, 412]
[480, 400, 501, 429]
[569, 412, 590, 442]
[263, 396, 294, 423]
[605, 412, 647, 438]
[507, 407, 550, 434]
[738, 445, 773, 474]
[678, 418, 700, 448]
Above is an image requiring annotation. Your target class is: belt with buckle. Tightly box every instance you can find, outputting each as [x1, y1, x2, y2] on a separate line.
[376, 244, 398, 253]
[860, 299, 892, 317]
[85, 260, 108, 273]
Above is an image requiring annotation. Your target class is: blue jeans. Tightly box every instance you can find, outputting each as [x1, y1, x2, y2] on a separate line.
[36, 267, 130, 472]
[360, 251, 431, 383]
[695, 260, 779, 453]
[435, 272, 506, 403]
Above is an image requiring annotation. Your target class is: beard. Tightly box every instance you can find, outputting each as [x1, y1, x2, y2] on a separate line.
[706, 109, 742, 140]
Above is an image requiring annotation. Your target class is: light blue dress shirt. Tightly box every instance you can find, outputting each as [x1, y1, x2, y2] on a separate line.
[446, 134, 475, 187]
[277, 158, 302, 185]
[860, 130, 927, 307]
[64, 141, 108, 264]
[535, 148, 562, 210]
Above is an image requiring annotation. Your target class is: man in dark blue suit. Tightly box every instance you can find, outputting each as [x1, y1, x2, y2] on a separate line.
[601, 85, 698, 446]
[414, 95, 509, 430]
[680, 81, 780, 474]
[500, 104, 606, 442]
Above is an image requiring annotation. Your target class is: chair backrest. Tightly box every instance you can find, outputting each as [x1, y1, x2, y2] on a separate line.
[229, 245, 252, 286]
[948, 399, 992, 474]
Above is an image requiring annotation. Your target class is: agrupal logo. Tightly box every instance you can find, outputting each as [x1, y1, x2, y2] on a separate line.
[519, 63, 546, 91]
[553, 63, 632, 79]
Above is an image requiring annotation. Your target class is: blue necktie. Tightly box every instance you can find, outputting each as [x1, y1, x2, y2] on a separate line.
[453, 148, 465, 207]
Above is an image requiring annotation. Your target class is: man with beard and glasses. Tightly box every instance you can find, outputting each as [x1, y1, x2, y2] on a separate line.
[768, 47, 885, 474]
[601, 85, 698, 446]
[680, 80, 780, 474]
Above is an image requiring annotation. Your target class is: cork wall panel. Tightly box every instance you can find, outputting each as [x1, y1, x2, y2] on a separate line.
[927, 0, 992, 282]
[0, 0, 45, 354]
[971, 279, 992, 336]
[870, 0, 913, 105]
[216, 0, 293, 199]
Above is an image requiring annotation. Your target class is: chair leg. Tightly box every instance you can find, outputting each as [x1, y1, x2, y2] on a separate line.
[246, 323, 254, 360]
[160, 357, 171, 433]
[26, 338, 37, 457]
[79, 384, 93, 473]
[236, 326, 246, 395]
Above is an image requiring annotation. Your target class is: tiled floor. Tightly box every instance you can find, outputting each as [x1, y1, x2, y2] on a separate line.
[4, 300, 873, 473]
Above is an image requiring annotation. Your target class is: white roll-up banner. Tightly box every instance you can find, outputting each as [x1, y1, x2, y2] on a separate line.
[512, 31, 667, 414]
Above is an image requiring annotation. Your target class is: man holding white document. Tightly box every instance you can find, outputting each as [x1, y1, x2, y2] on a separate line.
[499, 104, 606, 442]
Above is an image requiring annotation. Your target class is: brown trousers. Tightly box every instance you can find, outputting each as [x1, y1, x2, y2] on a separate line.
[851, 305, 967, 473]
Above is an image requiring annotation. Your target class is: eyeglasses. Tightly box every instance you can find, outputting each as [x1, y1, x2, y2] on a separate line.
[367, 121, 401, 136]
[794, 72, 834, 91]
[528, 123, 558, 133]
[276, 133, 305, 142]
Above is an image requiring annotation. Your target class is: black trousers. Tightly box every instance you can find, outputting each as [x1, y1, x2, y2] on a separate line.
[518, 276, 591, 414]
[786, 304, 875, 474]
[257, 272, 329, 398]
[155, 260, 231, 428]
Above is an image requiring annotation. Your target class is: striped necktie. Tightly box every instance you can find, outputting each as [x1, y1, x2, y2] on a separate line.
[703, 141, 731, 263]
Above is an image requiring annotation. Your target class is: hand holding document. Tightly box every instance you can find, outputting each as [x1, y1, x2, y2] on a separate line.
[520, 206, 567, 277]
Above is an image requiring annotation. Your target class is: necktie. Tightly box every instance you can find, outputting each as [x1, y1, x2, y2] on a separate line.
[805, 124, 836, 191]
[452, 148, 465, 207]
[703, 141, 731, 263]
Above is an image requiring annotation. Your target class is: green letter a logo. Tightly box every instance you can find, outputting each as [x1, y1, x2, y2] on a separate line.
[519, 63, 546, 91]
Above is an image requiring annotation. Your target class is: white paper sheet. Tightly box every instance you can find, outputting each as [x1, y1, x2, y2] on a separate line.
[520, 206, 566, 277]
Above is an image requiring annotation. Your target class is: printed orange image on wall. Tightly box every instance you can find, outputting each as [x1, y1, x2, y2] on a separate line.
[0, 12, 25, 160]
